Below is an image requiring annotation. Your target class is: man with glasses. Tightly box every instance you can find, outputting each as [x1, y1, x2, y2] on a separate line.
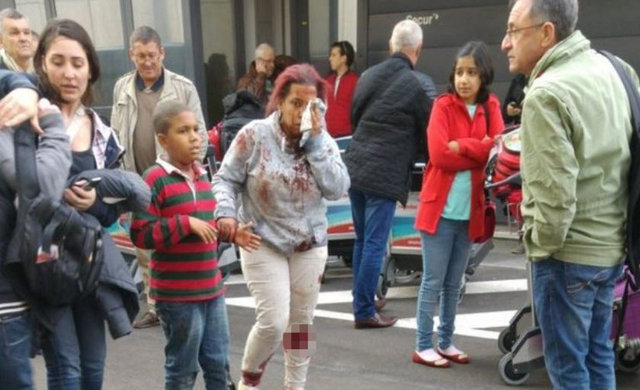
[111, 25, 208, 329]
[502, 1, 638, 388]
[237, 43, 276, 105]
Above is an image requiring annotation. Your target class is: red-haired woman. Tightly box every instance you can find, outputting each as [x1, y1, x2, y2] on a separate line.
[213, 64, 350, 390]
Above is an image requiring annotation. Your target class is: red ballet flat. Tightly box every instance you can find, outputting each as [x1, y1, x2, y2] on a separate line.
[412, 351, 451, 368]
[437, 348, 471, 364]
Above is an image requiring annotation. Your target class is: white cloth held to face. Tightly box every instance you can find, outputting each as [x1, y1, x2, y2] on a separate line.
[299, 98, 326, 147]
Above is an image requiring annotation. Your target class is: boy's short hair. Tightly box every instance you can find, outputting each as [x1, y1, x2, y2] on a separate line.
[152, 100, 193, 135]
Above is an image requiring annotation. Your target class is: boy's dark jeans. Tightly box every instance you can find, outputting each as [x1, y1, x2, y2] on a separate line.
[157, 295, 230, 390]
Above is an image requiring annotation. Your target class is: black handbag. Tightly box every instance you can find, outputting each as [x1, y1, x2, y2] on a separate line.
[5, 121, 103, 306]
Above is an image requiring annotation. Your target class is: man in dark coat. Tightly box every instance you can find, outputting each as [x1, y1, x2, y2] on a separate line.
[344, 19, 430, 329]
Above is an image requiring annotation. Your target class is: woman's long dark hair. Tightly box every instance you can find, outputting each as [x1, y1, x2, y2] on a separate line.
[34, 19, 101, 107]
[447, 41, 494, 104]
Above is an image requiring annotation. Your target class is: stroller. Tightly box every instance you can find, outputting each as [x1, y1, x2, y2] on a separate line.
[494, 128, 640, 385]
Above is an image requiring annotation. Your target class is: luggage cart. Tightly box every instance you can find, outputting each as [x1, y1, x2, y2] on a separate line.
[497, 266, 640, 386]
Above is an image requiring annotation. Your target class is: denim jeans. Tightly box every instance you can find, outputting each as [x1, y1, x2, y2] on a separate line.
[0, 311, 34, 390]
[42, 297, 106, 390]
[156, 295, 230, 390]
[533, 258, 623, 390]
[415, 218, 470, 351]
[349, 188, 396, 320]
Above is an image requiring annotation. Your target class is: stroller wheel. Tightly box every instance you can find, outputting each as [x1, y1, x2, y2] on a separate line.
[457, 276, 467, 304]
[498, 327, 518, 354]
[498, 353, 530, 386]
[376, 256, 396, 300]
[616, 347, 640, 373]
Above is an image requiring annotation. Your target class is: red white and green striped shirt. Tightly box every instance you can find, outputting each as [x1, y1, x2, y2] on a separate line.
[130, 158, 224, 302]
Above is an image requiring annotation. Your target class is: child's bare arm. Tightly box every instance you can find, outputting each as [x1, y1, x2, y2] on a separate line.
[188, 216, 217, 244]
[234, 222, 261, 252]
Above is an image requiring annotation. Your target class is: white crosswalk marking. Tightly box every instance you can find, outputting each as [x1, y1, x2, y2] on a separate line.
[225, 279, 526, 340]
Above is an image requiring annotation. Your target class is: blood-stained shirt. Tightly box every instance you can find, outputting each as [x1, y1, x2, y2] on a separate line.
[212, 112, 350, 255]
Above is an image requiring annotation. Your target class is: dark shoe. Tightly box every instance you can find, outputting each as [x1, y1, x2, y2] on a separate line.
[354, 313, 398, 329]
[133, 310, 160, 329]
[374, 298, 387, 312]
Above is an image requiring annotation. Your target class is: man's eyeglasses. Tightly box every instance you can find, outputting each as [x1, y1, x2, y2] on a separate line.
[134, 52, 159, 62]
[504, 23, 545, 40]
[257, 57, 274, 64]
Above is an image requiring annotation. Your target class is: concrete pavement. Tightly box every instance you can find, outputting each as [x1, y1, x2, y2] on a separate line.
[31, 239, 639, 389]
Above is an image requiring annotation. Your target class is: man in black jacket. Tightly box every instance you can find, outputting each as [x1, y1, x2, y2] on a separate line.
[345, 19, 429, 329]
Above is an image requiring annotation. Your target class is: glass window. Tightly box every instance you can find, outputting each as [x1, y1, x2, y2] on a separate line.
[132, 0, 184, 44]
[201, 0, 237, 124]
[55, 0, 124, 49]
[308, 1, 330, 58]
[54, 0, 129, 114]
[15, 0, 47, 34]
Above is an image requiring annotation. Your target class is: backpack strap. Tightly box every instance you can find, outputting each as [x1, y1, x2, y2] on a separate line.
[599, 50, 640, 289]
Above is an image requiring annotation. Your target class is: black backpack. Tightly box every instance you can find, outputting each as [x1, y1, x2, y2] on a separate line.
[600, 50, 640, 288]
[5, 122, 104, 307]
[220, 90, 264, 156]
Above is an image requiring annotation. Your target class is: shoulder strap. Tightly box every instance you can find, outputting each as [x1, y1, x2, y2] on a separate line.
[599, 50, 640, 131]
[599, 50, 640, 288]
[13, 122, 40, 200]
[483, 102, 490, 132]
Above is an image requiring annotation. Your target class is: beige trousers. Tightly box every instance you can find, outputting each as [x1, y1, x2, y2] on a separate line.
[240, 244, 327, 389]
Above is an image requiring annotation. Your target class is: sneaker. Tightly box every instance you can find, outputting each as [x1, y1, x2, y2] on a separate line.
[133, 310, 160, 329]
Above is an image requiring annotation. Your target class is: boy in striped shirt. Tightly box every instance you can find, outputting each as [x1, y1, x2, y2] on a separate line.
[131, 100, 260, 389]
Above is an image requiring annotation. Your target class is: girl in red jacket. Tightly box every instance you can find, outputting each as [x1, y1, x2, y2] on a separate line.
[412, 41, 503, 368]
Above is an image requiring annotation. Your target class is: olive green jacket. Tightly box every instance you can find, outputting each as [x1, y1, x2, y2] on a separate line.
[521, 30, 639, 266]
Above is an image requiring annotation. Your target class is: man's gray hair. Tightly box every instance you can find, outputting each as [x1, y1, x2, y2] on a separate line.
[526, 0, 579, 42]
[0, 8, 27, 27]
[129, 25, 162, 48]
[389, 19, 423, 53]
[254, 43, 274, 60]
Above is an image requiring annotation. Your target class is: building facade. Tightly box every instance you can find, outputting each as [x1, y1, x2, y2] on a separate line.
[3, 0, 639, 126]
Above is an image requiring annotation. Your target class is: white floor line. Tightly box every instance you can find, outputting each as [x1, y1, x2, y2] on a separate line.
[225, 278, 526, 340]
[226, 279, 527, 302]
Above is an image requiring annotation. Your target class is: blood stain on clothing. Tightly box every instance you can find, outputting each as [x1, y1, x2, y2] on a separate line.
[258, 180, 271, 205]
[291, 160, 311, 193]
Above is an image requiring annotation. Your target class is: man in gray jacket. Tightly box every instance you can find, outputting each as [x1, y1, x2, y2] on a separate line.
[0, 75, 71, 390]
[111, 26, 208, 328]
